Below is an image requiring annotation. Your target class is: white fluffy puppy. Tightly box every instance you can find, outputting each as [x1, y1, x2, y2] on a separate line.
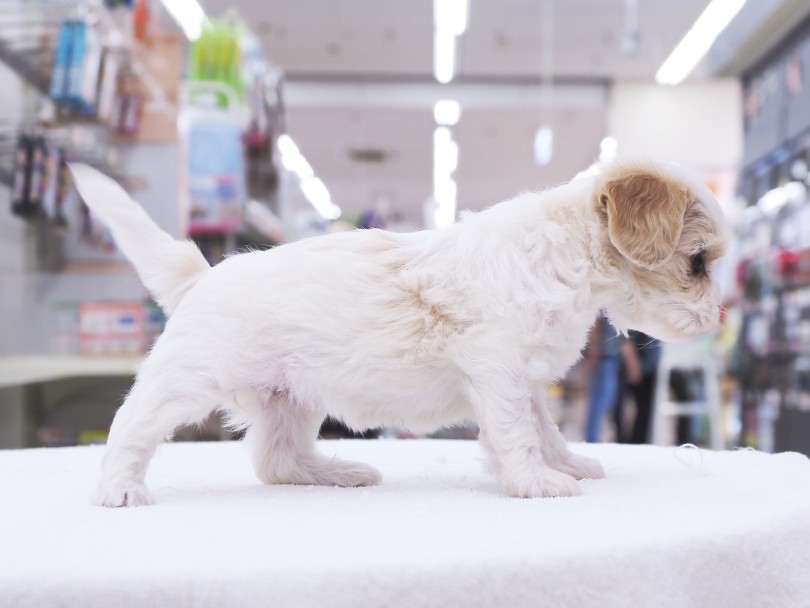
[70, 160, 727, 507]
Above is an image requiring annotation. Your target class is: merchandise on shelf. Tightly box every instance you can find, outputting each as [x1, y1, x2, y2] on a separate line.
[49, 20, 103, 114]
[111, 73, 143, 136]
[186, 121, 245, 234]
[97, 49, 121, 123]
[181, 69, 246, 235]
[188, 22, 244, 106]
[49, 21, 73, 102]
[10, 134, 71, 224]
[132, 0, 150, 42]
[11, 135, 35, 217]
[77, 300, 166, 357]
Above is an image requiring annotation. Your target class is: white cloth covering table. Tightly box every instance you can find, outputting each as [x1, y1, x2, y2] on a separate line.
[1, 439, 809, 608]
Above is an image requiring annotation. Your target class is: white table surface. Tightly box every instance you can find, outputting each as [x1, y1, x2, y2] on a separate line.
[1, 439, 809, 608]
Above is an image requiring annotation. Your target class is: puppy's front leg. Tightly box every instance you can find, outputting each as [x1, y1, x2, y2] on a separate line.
[531, 390, 605, 481]
[466, 375, 581, 498]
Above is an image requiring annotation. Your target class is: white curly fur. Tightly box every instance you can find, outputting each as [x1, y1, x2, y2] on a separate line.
[69, 159, 727, 507]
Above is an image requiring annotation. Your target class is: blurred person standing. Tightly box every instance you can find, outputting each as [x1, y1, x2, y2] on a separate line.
[584, 315, 640, 443]
[614, 331, 662, 444]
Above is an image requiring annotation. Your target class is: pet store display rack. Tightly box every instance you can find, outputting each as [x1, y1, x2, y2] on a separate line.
[0, 0, 170, 188]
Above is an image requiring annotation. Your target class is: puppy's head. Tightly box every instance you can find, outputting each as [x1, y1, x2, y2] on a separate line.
[594, 160, 728, 342]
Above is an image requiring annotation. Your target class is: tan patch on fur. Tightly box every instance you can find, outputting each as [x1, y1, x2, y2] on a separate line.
[598, 164, 691, 269]
[629, 200, 727, 294]
[408, 287, 466, 345]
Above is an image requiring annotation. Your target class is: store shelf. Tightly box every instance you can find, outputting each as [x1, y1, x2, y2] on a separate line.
[0, 355, 140, 389]
[0, 33, 49, 95]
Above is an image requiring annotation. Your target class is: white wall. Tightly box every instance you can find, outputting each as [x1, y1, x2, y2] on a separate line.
[608, 80, 743, 172]
[608, 79, 744, 302]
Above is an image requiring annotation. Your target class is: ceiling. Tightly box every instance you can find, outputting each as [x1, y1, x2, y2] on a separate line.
[201, 0, 714, 228]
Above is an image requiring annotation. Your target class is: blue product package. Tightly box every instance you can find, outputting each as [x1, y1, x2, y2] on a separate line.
[67, 21, 87, 107]
[187, 122, 245, 233]
[49, 21, 73, 101]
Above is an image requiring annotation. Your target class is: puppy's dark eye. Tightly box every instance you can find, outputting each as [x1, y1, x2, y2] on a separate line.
[690, 251, 707, 277]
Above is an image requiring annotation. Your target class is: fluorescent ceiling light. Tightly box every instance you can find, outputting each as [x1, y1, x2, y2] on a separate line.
[434, 0, 469, 36]
[300, 177, 330, 207]
[433, 0, 468, 84]
[533, 127, 553, 166]
[434, 175, 456, 205]
[434, 127, 458, 175]
[434, 99, 461, 125]
[278, 135, 341, 220]
[432, 123, 458, 227]
[433, 175, 457, 228]
[301, 177, 341, 220]
[293, 156, 314, 181]
[159, 0, 207, 41]
[656, 0, 746, 85]
[277, 134, 299, 158]
[278, 135, 303, 173]
[434, 203, 457, 228]
[434, 29, 456, 84]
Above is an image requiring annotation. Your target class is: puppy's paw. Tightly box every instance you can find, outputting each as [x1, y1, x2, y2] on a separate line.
[555, 453, 606, 481]
[504, 467, 582, 498]
[93, 482, 155, 508]
[311, 459, 383, 488]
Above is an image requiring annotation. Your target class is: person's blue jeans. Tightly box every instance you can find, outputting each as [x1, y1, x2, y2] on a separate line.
[586, 357, 621, 442]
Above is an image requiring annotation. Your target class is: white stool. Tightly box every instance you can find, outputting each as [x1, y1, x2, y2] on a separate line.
[652, 340, 724, 449]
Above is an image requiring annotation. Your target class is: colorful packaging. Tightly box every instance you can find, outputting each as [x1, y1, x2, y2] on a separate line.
[186, 121, 244, 233]
[97, 49, 120, 123]
[11, 135, 31, 216]
[67, 21, 87, 106]
[78, 301, 166, 356]
[79, 24, 103, 111]
[49, 21, 73, 101]
[54, 149, 69, 226]
[27, 137, 47, 212]
[78, 301, 144, 356]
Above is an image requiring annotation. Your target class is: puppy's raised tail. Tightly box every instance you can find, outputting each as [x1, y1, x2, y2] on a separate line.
[69, 164, 210, 316]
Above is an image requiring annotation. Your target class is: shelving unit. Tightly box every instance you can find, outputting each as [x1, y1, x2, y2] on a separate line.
[0, 3, 289, 448]
[734, 15, 810, 457]
[0, 0, 179, 190]
[0, 354, 140, 387]
[737, 247, 810, 454]
[0, 2, 178, 449]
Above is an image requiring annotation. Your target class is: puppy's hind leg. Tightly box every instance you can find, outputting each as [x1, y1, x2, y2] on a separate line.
[243, 392, 382, 488]
[94, 363, 219, 507]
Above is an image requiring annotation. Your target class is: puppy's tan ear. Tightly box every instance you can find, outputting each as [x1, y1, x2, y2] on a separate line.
[598, 166, 689, 269]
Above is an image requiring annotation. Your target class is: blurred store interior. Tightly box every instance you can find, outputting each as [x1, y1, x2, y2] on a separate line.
[2, 0, 810, 456]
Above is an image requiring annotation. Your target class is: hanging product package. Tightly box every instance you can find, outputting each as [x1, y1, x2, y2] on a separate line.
[179, 22, 246, 235]
[179, 81, 245, 235]
[54, 149, 70, 226]
[97, 49, 120, 124]
[49, 19, 101, 113]
[111, 73, 143, 136]
[40, 145, 67, 225]
[26, 136, 47, 213]
[78, 22, 103, 113]
[11, 135, 44, 219]
[49, 21, 73, 101]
